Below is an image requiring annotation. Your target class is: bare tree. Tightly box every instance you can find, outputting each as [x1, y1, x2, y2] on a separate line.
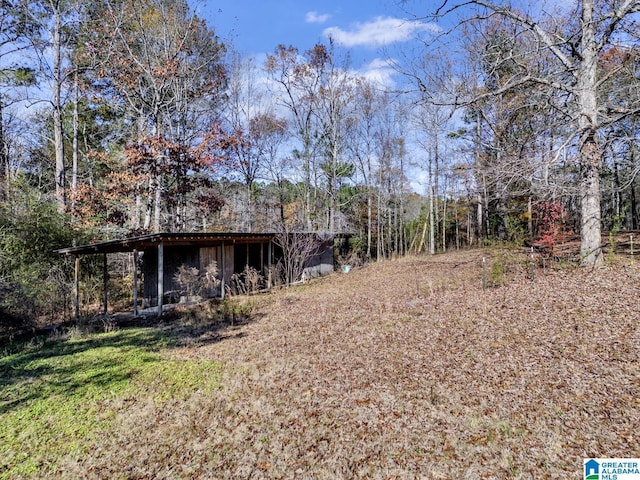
[223, 52, 268, 231]
[408, 0, 640, 266]
[313, 42, 357, 234]
[265, 45, 324, 230]
[0, 1, 40, 189]
[19, 0, 80, 211]
[82, 0, 226, 231]
[412, 101, 456, 254]
[374, 97, 411, 259]
[253, 113, 289, 224]
[273, 227, 320, 286]
[349, 79, 382, 259]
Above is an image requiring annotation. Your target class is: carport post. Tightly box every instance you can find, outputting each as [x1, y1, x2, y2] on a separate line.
[220, 241, 225, 300]
[133, 250, 139, 317]
[157, 242, 164, 317]
[267, 241, 272, 289]
[102, 253, 108, 315]
[74, 255, 80, 319]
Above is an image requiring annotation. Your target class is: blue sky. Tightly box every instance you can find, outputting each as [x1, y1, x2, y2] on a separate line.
[192, 0, 574, 89]
[189, 0, 451, 192]
[192, 0, 571, 61]
[196, 0, 427, 54]
[194, 0, 442, 85]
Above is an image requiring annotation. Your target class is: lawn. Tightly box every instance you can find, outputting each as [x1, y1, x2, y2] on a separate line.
[1, 248, 639, 479]
[0, 327, 222, 479]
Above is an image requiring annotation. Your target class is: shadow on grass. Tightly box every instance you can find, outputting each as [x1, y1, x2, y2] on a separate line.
[0, 300, 262, 415]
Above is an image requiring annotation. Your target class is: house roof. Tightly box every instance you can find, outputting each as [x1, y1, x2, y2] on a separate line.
[57, 232, 279, 255]
[58, 231, 352, 256]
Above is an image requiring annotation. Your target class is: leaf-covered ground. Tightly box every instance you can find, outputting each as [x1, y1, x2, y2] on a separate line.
[11, 249, 640, 478]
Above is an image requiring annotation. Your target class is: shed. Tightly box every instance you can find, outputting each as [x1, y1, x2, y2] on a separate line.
[57, 232, 340, 317]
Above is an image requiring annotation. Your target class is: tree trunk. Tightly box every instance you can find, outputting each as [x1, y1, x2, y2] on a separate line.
[477, 193, 483, 241]
[366, 188, 372, 259]
[577, 0, 602, 267]
[71, 72, 79, 212]
[528, 196, 533, 242]
[442, 194, 447, 253]
[246, 183, 253, 232]
[278, 179, 286, 224]
[631, 145, 638, 230]
[429, 186, 435, 255]
[143, 177, 154, 230]
[304, 141, 312, 230]
[328, 167, 336, 235]
[614, 158, 622, 221]
[134, 195, 141, 230]
[475, 111, 484, 242]
[579, 139, 602, 265]
[154, 177, 162, 232]
[0, 99, 8, 190]
[53, 4, 66, 211]
[454, 200, 460, 250]
[631, 182, 638, 231]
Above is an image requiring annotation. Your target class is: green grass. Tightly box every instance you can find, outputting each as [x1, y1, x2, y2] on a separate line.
[0, 328, 222, 479]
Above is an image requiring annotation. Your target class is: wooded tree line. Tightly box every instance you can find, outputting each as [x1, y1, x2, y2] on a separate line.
[1, 0, 640, 323]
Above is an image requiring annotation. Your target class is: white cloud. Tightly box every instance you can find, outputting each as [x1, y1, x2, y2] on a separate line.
[306, 11, 331, 24]
[323, 16, 440, 48]
[359, 58, 397, 88]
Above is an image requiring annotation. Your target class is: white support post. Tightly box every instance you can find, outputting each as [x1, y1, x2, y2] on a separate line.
[157, 242, 164, 317]
[220, 241, 225, 300]
[133, 250, 139, 317]
[74, 255, 80, 319]
[267, 240, 272, 289]
[102, 253, 108, 315]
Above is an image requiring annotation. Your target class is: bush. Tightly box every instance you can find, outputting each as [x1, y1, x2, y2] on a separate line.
[0, 281, 36, 338]
[173, 262, 222, 298]
[533, 200, 570, 255]
[0, 182, 87, 328]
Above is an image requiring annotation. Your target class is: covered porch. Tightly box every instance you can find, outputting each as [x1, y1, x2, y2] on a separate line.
[58, 231, 343, 318]
[57, 232, 278, 318]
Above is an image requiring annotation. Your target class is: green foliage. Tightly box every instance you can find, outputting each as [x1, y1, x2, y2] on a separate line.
[1, 200, 73, 274]
[0, 181, 86, 327]
[3, 67, 37, 86]
[504, 213, 527, 246]
[491, 259, 505, 286]
[320, 160, 355, 180]
[218, 297, 255, 323]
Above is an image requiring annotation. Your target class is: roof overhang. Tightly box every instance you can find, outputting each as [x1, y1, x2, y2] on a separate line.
[57, 232, 279, 255]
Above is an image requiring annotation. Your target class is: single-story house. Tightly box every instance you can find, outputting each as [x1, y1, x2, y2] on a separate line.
[58, 232, 349, 317]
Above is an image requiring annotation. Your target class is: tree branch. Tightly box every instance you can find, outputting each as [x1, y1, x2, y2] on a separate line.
[597, 0, 640, 51]
[471, 0, 575, 72]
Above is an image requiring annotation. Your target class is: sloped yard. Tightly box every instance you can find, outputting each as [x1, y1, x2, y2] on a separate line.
[2, 249, 639, 478]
